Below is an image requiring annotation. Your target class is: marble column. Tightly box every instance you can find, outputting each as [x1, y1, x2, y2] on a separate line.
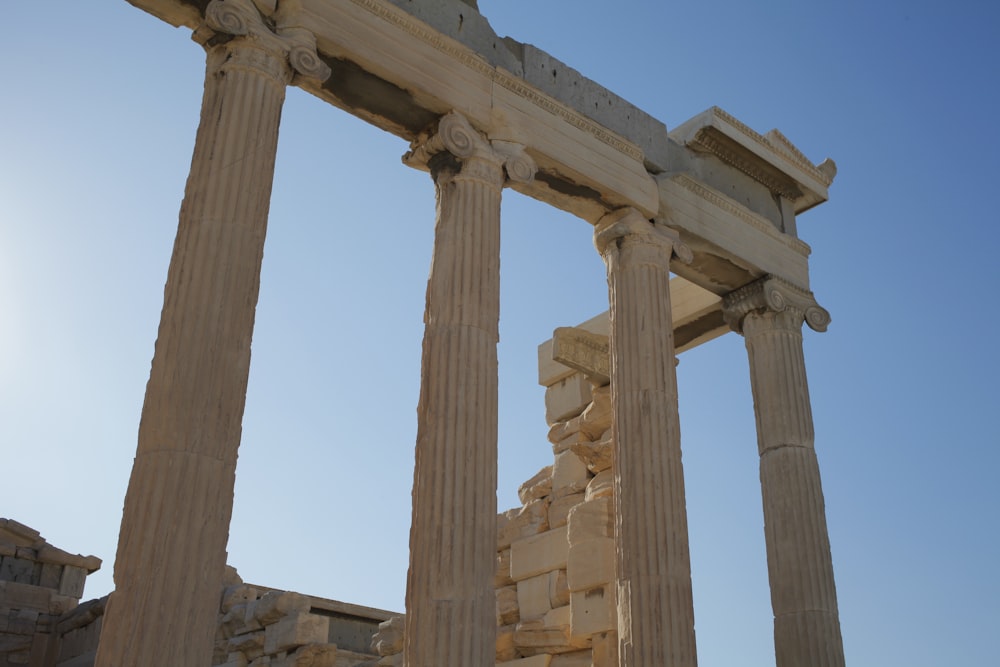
[95, 2, 329, 665]
[402, 112, 534, 667]
[594, 208, 698, 667]
[722, 276, 845, 667]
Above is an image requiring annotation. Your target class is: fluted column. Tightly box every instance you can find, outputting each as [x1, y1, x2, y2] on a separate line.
[723, 276, 845, 667]
[95, 2, 330, 665]
[401, 112, 534, 667]
[594, 208, 698, 667]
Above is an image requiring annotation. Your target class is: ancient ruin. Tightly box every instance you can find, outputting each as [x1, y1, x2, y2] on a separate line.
[3, 0, 847, 665]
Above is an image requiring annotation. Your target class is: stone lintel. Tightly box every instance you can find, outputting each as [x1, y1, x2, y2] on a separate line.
[538, 277, 724, 387]
[552, 327, 610, 385]
[669, 106, 835, 214]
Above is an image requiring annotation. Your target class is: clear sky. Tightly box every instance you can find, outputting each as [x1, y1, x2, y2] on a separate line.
[2, 1, 998, 665]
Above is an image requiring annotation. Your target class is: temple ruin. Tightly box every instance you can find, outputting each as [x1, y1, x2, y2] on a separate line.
[2, 0, 846, 665]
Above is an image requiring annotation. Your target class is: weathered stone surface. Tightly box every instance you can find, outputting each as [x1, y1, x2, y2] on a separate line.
[498, 499, 550, 550]
[254, 592, 310, 626]
[546, 417, 581, 448]
[496, 624, 517, 662]
[550, 452, 590, 500]
[567, 498, 613, 546]
[567, 538, 614, 592]
[550, 650, 593, 667]
[544, 374, 593, 426]
[510, 529, 569, 582]
[496, 549, 513, 588]
[570, 432, 613, 474]
[584, 469, 614, 501]
[263, 613, 329, 656]
[591, 631, 618, 667]
[516, 574, 550, 621]
[579, 386, 612, 439]
[548, 492, 584, 530]
[570, 586, 615, 637]
[228, 632, 266, 660]
[497, 585, 520, 626]
[551, 327, 610, 385]
[272, 643, 337, 667]
[372, 615, 404, 657]
[548, 570, 570, 610]
[518, 467, 553, 504]
[500, 654, 551, 667]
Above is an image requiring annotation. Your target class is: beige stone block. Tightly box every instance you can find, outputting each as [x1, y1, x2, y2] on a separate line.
[548, 569, 570, 609]
[591, 631, 618, 667]
[228, 631, 266, 660]
[518, 466, 553, 504]
[376, 655, 403, 667]
[567, 498, 613, 546]
[550, 451, 591, 500]
[516, 574, 551, 620]
[0, 581, 52, 612]
[0, 556, 37, 585]
[372, 615, 404, 657]
[272, 643, 337, 667]
[567, 538, 614, 592]
[514, 617, 584, 655]
[584, 470, 613, 501]
[499, 499, 550, 550]
[48, 592, 77, 615]
[548, 492, 584, 529]
[547, 417, 581, 448]
[550, 431, 587, 455]
[263, 612, 329, 656]
[500, 655, 551, 667]
[496, 548, 513, 588]
[254, 591, 310, 626]
[570, 586, 615, 636]
[58, 566, 87, 598]
[496, 623, 517, 662]
[545, 374, 593, 425]
[221, 604, 254, 640]
[551, 650, 593, 667]
[510, 528, 569, 582]
[497, 585, 520, 626]
[222, 584, 259, 613]
[39, 563, 62, 590]
[579, 385, 612, 439]
[543, 604, 570, 629]
[571, 431, 613, 474]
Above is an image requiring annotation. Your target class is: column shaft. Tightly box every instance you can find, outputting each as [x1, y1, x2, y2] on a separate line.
[95, 1, 330, 663]
[743, 308, 845, 667]
[596, 209, 697, 667]
[404, 115, 511, 667]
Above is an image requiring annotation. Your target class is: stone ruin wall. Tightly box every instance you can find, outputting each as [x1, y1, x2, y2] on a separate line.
[374, 317, 621, 667]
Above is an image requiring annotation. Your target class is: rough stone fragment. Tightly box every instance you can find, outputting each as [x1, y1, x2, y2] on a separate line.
[510, 528, 569, 582]
[496, 623, 517, 662]
[516, 574, 551, 620]
[498, 499, 550, 550]
[550, 451, 591, 500]
[548, 492, 584, 529]
[567, 498, 613, 546]
[228, 631, 266, 659]
[567, 538, 615, 592]
[584, 469, 614, 501]
[496, 548, 513, 588]
[570, 586, 615, 636]
[546, 417, 581, 447]
[579, 385, 612, 439]
[222, 585, 259, 613]
[254, 591, 310, 626]
[263, 612, 329, 656]
[372, 615, 404, 657]
[497, 585, 520, 626]
[518, 467, 553, 504]
[571, 431, 613, 474]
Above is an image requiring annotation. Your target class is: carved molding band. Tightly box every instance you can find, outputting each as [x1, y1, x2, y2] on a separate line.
[723, 275, 831, 334]
[403, 112, 536, 187]
[594, 207, 693, 265]
[195, 0, 331, 84]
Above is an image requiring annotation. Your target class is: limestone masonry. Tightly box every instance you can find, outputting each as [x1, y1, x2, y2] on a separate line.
[4, 0, 847, 664]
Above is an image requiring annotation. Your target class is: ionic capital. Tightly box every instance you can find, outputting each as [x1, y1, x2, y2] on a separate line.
[403, 112, 536, 188]
[722, 275, 831, 334]
[193, 0, 331, 84]
[593, 207, 693, 265]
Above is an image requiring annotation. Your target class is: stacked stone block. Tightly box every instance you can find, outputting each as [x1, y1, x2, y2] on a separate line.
[212, 569, 342, 667]
[0, 519, 102, 667]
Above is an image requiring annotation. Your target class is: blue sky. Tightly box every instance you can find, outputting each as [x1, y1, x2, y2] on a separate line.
[2, 1, 998, 665]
